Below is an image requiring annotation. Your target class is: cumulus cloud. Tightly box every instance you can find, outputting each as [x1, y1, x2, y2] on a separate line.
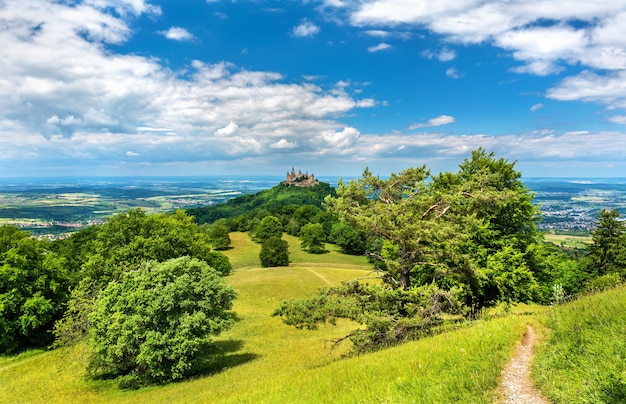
[408, 115, 456, 129]
[159, 26, 195, 41]
[0, 0, 370, 174]
[215, 121, 239, 137]
[368, 42, 391, 52]
[332, 0, 626, 110]
[126, 151, 140, 157]
[270, 138, 298, 149]
[292, 20, 320, 38]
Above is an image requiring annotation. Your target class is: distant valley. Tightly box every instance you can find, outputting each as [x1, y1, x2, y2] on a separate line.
[0, 176, 625, 237]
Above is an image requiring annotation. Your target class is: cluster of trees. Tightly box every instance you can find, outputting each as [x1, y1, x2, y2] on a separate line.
[275, 149, 626, 351]
[1, 209, 235, 386]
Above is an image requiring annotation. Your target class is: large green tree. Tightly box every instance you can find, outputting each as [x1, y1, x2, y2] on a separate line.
[251, 216, 283, 243]
[88, 257, 236, 386]
[53, 209, 232, 347]
[0, 226, 70, 352]
[259, 236, 289, 267]
[586, 209, 626, 277]
[299, 223, 326, 253]
[277, 150, 544, 350]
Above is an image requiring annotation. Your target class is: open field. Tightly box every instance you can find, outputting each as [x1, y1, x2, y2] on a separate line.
[543, 233, 592, 249]
[0, 233, 538, 403]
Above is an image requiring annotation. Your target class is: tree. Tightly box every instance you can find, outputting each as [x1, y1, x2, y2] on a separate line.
[204, 220, 231, 250]
[88, 257, 236, 386]
[325, 165, 464, 290]
[259, 236, 289, 267]
[251, 216, 283, 243]
[278, 150, 545, 351]
[586, 209, 626, 277]
[0, 226, 70, 353]
[299, 223, 327, 253]
[53, 209, 232, 347]
[329, 221, 367, 255]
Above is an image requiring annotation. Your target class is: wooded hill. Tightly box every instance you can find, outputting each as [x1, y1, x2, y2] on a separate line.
[187, 182, 336, 225]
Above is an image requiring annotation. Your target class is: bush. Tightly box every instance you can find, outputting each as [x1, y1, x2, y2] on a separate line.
[299, 223, 326, 253]
[88, 257, 236, 386]
[259, 237, 289, 267]
[251, 216, 283, 243]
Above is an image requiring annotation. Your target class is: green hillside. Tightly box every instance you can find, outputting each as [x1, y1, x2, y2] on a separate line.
[2, 231, 626, 403]
[0, 233, 530, 403]
[187, 182, 335, 224]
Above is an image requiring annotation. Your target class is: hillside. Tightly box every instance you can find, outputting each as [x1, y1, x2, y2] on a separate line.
[187, 182, 336, 224]
[0, 233, 530, 403]
[2, 231, 625, 402]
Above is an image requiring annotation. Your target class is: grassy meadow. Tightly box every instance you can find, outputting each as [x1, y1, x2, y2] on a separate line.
[2, 231, 622, 403]
[533, 285, 626, 403]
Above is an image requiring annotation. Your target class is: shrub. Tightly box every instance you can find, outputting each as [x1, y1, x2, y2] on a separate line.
[259, 237, 289, 267]
[88, 257, 236, 386]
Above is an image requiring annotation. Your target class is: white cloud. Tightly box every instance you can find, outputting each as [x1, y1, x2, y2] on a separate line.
[608, 115, 626, 125]
[409, 115, 456, 129]
[126, 150, 140, 157]
[159, 26, 195, 41]
[292, 20, 320, 38]
[422, 47, 456, 62]
[333, 0, 626, 109]
[215, 121, 239, 137]
[356, 98, 376, 107]
[368, 43, 391, 52]
[445, 67, 463, 78]
[270, 138, 298, 149]
[0, 0, 373, 173]
[530, 103, 544, 112]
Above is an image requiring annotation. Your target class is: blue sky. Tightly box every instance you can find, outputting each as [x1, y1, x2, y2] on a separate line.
[2, 0, 626, 178]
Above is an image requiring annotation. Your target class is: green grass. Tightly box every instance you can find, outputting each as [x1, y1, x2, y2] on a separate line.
[544, 233, 591, 249]
[533, 285, 626, 403]
[1, 232, 536, 403]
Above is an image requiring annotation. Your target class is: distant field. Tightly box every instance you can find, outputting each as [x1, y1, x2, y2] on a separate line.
[544, 232, 591, 249]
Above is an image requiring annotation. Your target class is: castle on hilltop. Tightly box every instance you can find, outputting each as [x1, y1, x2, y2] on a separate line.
[284, 167, 319, 187]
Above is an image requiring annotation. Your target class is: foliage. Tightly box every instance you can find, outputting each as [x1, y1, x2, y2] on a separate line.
[203, 220, 231, 250]
[188, 182, 336, 225]
[299, 223, 327, 254]
[251, 216, 283, 243]
[88, 257, 236, 386]
[278, 149, 546, 350]
[274, 281, 461, 352]
[52, 209, 232, 346]
[534, 285, 626, 403]
[585, 209, 626, 277]
[329, 221, 367, 255]
[0, 244, 530, 403]
[259, 236, 289, 267]
[0, 226, 70, 353]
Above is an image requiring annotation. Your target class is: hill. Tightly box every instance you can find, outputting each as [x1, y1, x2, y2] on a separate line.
[0, 233, 532, 403]
[187, 182, 336, 224]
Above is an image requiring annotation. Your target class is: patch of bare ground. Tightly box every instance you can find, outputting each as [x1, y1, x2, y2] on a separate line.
[497, 325, 550, 404]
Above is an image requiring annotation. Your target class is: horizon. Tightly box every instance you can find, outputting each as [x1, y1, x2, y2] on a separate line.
[2, 1, 626, 177]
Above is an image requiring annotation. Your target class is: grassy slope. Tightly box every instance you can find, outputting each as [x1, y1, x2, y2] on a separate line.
[1, 232, 531, 403]
[533, 285, 626, 403]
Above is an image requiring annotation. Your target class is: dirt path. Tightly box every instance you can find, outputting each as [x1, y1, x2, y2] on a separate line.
[498, 325, 550, 404]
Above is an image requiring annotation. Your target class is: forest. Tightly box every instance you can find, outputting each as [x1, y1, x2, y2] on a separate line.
[1, 149, 625, 399]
